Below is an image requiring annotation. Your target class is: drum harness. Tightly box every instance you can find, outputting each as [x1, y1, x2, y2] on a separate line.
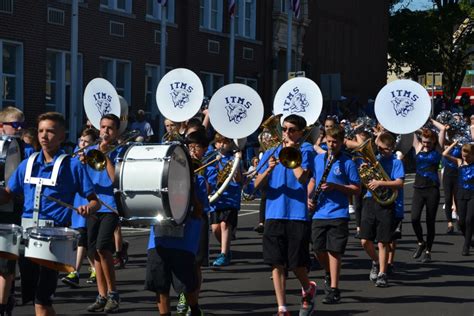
[21, 152, 69, 235]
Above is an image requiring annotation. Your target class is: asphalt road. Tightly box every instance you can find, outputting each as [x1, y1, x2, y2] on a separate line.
[13, 174, 474, 315]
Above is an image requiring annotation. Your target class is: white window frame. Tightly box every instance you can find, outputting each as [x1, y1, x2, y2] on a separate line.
[236, 0, 256, 39]
[99, 57, 131, 103]
[146, 0, 175, 23]
[100, 0, 132, 14]
[0, 40, 23, 110]
[45, 49, 83, 117]
[201, 71, 224, 97]
[200, 0, 223, 32]
[235, 76, 257, 90]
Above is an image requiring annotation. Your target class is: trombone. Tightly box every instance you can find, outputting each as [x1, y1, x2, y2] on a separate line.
[79, 130, 140, 171]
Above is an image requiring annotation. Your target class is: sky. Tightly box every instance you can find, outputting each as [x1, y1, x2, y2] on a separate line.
[393, 0, 435, 11]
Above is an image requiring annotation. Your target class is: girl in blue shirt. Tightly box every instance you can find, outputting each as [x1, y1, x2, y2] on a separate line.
[443, 142, 474, 256]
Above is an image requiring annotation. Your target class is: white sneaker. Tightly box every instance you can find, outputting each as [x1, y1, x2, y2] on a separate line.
[452, 211, 458, 220]
[349, 205, 355, 214]
[443, 204, 446, 210]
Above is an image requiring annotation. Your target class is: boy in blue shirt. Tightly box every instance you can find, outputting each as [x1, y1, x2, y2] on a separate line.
[0, 112, 100, 316]
[255, 114, 316, 316]
[359, 132, 404, 288]
[308, 127, 360, 305]
[208, 133, 242, 267]
[84, 114, 122, 313]
[144, 144, 206, 316]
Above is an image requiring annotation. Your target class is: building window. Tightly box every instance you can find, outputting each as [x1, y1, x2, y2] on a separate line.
[99, 57, 131, 103]
[110, 21, 125, 37]
[279, 0, 287, 13]
[235, 0, 256, 39]
[208, 40, 220, 54]
[1, 41, 22, 109]
[235, 76, 257, 90]
[242, 47, 254, 60]
[45, 49, 83, 116]
[201, 72, 224, 97]
[199, 0, 223, 32]
[47, 7, 65, 25]
[145, 64, 160, 117]
[154, 30, 168, 45]
[100, 0, 132, 13]
[146, 0, 175, 22]
[0, 0, 13, 14]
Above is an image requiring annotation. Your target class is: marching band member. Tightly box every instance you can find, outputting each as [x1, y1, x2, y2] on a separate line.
[359, 133, 404, 287]
[443, 141, 474, 256]
[175, 131, 213, 315]
[208, 133, 242, 267]
[255, 114, 316, 316]
[314, 115, 338, 154]
[85, 114, 122, 313]
[308, 126, 360, 304]
[411, 120, 446, 263]
[144, 153, 206, 316]
[0, 112, 99, 316]
[0, 106, 30, 316]
[61, 128, 99, 288]
[442, 131, 461, 234]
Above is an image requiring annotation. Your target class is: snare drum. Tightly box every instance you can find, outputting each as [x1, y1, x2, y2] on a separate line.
[25, 227, 79, 273]
[115, 143, 192, 225]
[0, 224, 22, 260]
[0, 137, 21, 214]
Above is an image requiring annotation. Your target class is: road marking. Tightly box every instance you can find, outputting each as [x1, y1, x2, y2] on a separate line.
[238, 210, 260, 217]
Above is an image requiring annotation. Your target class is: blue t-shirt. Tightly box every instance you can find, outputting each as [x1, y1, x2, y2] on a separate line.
[196, 174, 210, 214]
[24, 144, 35, 159]
[8, 150, 95, 226]
[366, 155, 405, 219]
[147, 179, 205, 254]
[459, 163, 474, 191]
[257, 142, 315, 221]
[208, 153, 241, 211]
[312, 152, 360, 220]
[84, 144, 121, 213]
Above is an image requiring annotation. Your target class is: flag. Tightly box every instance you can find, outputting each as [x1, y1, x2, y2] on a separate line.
[157, 0, 167, 6]
[228, 0, 236, 17]
[290, 0, 300, 18]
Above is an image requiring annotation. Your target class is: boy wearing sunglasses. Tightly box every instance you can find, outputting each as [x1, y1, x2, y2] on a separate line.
[255, 114, 316, 316]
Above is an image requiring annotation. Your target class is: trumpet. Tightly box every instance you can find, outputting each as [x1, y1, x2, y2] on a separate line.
[83, 130, 140, 171]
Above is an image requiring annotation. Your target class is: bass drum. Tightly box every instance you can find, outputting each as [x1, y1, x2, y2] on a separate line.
[0, 137, 21, 215]
[115, 143, 192, 225]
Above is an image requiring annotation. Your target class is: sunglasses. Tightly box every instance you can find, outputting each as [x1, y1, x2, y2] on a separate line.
[281, 127, 299, 133]
[2, 122, 25, 129]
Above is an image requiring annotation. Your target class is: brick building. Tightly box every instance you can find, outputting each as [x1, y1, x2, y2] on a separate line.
[0, 0, 388, 140]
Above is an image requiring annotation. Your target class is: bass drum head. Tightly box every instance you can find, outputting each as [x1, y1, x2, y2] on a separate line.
[0, 137, 21, 185]
[163, 145, 192, 225]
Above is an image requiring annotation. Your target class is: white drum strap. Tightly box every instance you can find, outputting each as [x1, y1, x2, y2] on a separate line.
[23, 153, 69, 226]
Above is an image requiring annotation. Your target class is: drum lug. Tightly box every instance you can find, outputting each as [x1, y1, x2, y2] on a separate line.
[161, 188, 168, 193]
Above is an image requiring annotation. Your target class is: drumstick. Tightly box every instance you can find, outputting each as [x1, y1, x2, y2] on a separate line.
[98, 198, 120, 215]
[43, 194, 97, 219]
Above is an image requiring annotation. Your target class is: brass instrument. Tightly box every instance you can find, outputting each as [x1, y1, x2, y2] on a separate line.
[162, 129, 183, 143]
[258, 114, 282, 151]
[217, 159, 234, 186]
[278, 124, 318, 169]
[353, 139, 398, 206]
[85, 130, 141, 171]
[71, 139, 102, 158]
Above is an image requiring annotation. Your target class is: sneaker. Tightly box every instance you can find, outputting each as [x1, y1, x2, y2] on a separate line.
[186, 308, 205, 316]
[61, 271, 79, 288]
[177, 293, 188, 314]
[375, 273, 388, 287]
[324, 273, 331, 294]
[87, 295, 107, 312]
[213, 253, 230, 267]
[461, 247, 470, 256]
[412, 242, 426, 259]
[452, 211, 458, 220]
[420, 252, 431, 263]
[87, 269, 97, 284]
[254, 224, 264, 234]
[299, 281, 316, 316]
[104, 292, 120, 313]
[369, 262, 379, 282]
[348, 205, 355, 214]
[113, 252, 126, 269]
[122, 240, 129, 265]
[446, 226, 454, 235]
[322, 288, 341, 304]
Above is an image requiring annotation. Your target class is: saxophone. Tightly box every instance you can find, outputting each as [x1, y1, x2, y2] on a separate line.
[310, 153, 335, 215]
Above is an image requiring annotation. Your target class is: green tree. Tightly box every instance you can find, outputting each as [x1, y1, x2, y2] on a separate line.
[389, 0, 473, 101]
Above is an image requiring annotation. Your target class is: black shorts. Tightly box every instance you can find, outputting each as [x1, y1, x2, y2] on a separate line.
[360, 199, 395, 243]
[263, 220, 311, 270]
[196, 214, 209, 267]
[391, 218, 403, 241]
[87, 212, 119, 257]
[144, 247, 198, 295]
[312, 218, 349, 254]
[0, 257, 16, 275]
[210, 208, 238, 228]
[18, 256, 58, 306]
[75, 227, 87, 248]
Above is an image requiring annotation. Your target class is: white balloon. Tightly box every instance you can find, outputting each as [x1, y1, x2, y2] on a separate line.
[83, 78, 121, 130]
